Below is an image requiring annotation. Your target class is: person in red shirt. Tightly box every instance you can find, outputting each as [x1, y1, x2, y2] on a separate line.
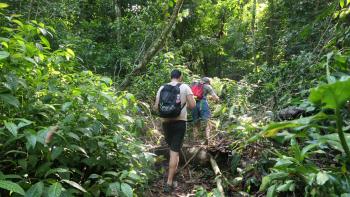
[191, 77, 219, 144]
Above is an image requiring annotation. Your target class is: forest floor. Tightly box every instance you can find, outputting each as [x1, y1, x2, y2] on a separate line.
[143, 125, 246, 197]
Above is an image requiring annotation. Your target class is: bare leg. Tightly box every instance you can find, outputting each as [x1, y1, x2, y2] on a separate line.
[167, 150, 179, 185]
[205, 120, 211, 144]
[193, 121, 200, 140]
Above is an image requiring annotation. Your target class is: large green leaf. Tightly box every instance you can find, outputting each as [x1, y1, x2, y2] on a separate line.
[276, 180, 295, 192]
[259, 176, 271, 191]
[45, 168, 70, 178]
[48, 182, 62, 197]
[0, 51, 9, 59]
[0, 94, 20, 108]
[106, 182, 121, 196]
[4, 121, 18, 136]
[309, 79, 350, 109]
[25, 181, 44, 197]
[0, 180, 25, 195]
[61, 179, 87, 193]
[266, 184, 277, 197]
[120, 183, 133, 197]
[319, 133, 350, 153]
[316, 171, 329, 185]
[262, 122, 302, 137]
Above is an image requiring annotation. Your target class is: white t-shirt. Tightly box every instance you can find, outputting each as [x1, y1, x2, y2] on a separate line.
[156, 82, 193, 121]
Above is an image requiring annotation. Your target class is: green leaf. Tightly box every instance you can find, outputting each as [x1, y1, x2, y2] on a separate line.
[0, 51, 9, 59]
[61, 102, 72, 112]
[0, 3, 8, 8]
[309, 79, 350, 109]
[12, 19, 24, 27]
[4, 121, 18, 136]
[45, 168, 70, 178]
[274, 157, 294, 167]
[25, 181, 44, 197]
[48, 182, 62, 197]
[0, 94, 20, 108]
[340, 0, 345, 8]
[106, 182, 121, 196]
[276, 180, 294, 192]
[61, 179, 87, 193]
[51, 147, 63, 160]
[301, 144, 318, 160]
[316, 171, 329, 185]
[319, 133, 350, 153]
[0, 180, 25, 195]
[266, 184, 277, 197]
[25, 133, 37, 149]
[103, 171, 120, 177]
[259, 176, 271, 191]
[40, 36, 50, 48]
[100, 77, 112, 85]
[120, 183, 133, 197]
[262, 122, 302, 137]
[17, 119, 33, 129]
[66, 48, 75, 57]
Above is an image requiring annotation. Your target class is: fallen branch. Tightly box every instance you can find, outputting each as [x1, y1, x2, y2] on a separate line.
[178, 147, 201, 172]
[181, 149, 192, 179]
[209, 153, 225, 197]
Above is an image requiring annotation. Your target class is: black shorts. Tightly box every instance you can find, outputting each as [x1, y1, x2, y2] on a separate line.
[162, 120, 186, 152]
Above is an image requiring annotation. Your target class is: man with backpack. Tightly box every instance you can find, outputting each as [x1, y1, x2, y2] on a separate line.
[154, 69, 196, 193]
[191, 77, 219, 144]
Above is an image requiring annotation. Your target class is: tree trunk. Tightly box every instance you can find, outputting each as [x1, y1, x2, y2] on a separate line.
[114, 0, 122, 43]
[120, 0, 185, 89]
[266, 0, 275, 66]
[251, 0, 257, 70]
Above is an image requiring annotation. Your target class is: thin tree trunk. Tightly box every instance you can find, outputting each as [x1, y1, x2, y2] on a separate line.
[114, 0, 122, 43]
[266, 0, 275, 66]
[120, 0, 185, 89]
[27, 0, 34, 20]
[252, 0, 257, 70]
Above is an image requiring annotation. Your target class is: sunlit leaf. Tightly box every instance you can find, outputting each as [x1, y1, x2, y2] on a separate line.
[0, 51, 9, 59]
[262, 122, 302, 137]
[61, 179, 87, 193]
[45, 168, 70, 178]
[316, 171, 329, 185]
[40, 36, 50, 48]
[0, 3, 9, 8]
[309, 79, 350, 109]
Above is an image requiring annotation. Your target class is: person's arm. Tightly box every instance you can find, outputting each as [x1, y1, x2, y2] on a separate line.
[153, 87, 162, 111]
[184, 84, 195, 109]
[211, 91, 220, 102]
[187, 94, 196, 109]
[206, 85, 220, 102]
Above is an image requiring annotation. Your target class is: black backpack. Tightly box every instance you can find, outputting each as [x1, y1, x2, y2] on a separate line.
[158, 83, 185, 118]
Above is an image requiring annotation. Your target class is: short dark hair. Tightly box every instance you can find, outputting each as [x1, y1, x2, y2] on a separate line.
[170, 69, 182, 79]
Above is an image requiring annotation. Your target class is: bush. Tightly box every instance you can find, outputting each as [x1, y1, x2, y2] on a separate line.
[0, 8, 155, 196]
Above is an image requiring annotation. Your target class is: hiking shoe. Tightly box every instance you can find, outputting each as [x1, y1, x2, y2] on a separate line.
[163, 184, 173, 193]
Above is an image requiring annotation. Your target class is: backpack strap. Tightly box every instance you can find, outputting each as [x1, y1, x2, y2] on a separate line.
[175, 83, 186, 110]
